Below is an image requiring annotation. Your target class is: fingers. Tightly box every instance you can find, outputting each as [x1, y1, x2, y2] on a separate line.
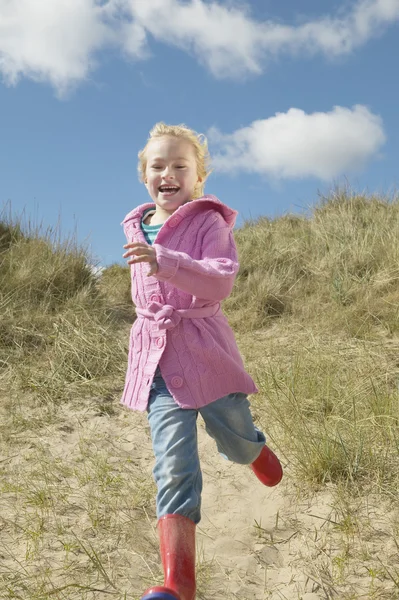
[122, 242, 158, 274]
[124, 251, 150, 261]
[126, 253, 153, 265]
[123, 248, 147, 258]
[123, 248, 158, 271]
[127, 255, 149, 265]
[123, 243, 145, 259]
[123, 242, 148, 250]
[123, 246, 154, 260]
[127, 254, 158, 274]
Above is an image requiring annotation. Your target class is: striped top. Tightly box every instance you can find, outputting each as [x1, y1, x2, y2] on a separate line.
[141, 208, 162, 245]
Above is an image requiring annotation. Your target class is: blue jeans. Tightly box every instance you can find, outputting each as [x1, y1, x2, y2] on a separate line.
[147, 368, 266, 524]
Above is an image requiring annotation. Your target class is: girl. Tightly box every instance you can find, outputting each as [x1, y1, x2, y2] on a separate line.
[122, 123, 282, 600]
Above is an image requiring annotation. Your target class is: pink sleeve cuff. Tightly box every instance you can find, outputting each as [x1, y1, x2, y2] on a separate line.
[153, 244, 180, 280]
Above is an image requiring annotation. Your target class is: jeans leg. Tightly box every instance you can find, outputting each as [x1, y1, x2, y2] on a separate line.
[147, 375, 202, 524]
[200, 392, 266, 464]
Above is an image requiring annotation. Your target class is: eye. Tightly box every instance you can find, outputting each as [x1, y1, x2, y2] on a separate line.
[151, 165, 162, 170]
[176, 165, 186, 169]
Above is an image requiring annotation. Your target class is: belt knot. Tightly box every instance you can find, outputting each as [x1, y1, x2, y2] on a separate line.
[146, 301, 181, 330]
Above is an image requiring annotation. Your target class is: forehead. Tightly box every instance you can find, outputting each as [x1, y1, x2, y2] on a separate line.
[146, 136, 196, 161]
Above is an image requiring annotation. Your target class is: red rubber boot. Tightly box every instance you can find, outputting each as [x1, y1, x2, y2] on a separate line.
[250, 445, 283, 487]
[141, 514, 196, 600]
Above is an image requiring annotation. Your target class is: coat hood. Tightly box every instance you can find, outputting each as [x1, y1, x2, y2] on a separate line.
[122, 194, 238, 230]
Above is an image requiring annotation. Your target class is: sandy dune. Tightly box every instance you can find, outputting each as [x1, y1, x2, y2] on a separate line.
[1, 383, 395, 600]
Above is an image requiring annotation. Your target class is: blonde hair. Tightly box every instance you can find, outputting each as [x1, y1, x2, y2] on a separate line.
[138, 122, 212, 199]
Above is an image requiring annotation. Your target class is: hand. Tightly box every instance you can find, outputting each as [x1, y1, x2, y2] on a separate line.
[123, 242, 159, 276]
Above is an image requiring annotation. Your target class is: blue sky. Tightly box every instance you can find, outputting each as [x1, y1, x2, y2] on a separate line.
[1, 0, 398, 266]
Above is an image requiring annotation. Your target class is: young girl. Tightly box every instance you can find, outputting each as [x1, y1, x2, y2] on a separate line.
[122, 123, 282, 600]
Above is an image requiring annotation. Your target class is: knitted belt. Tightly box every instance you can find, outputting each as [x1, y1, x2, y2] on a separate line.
[135, 301, 221, 331]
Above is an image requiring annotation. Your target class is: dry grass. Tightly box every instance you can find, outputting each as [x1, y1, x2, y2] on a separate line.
[225, 190, 399, 337]
[249, 332, 399, 490]
[1, 190, 398, 599]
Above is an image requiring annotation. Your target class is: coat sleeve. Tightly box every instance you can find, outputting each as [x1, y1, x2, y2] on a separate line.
[152, 224, 239, 302]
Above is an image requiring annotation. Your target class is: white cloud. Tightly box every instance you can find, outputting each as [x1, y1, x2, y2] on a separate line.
[0, 0, 113, 94]
[288, 0, 399, 56]
[1, 0, 399, 92]
[0, 0, 147, 95]
[122, 0, 264, 77]
[209, 105, 386, 180]
[122, 0, 399, 78]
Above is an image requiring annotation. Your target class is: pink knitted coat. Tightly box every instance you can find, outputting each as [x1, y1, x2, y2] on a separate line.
[121, 194, 258, 412]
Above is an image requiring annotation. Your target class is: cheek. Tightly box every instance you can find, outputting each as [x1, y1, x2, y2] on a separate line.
[148, 175, 158, 187]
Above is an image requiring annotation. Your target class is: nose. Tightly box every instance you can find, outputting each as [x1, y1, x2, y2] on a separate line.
[161, 166, 174, 179]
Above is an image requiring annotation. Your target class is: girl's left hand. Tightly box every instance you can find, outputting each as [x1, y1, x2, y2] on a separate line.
[123, 242, 159, 276]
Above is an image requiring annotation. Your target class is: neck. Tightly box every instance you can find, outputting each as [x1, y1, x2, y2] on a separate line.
[150, 199, 193, 224]
[150, 207, 175, 225]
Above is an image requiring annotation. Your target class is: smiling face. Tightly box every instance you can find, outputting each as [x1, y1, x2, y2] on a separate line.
[144, 136, 201, 219]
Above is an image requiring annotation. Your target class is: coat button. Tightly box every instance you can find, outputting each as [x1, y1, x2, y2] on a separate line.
[156, 337, 165, 349]
[150, 294, 162, 303]
[171, 376, 183, 388]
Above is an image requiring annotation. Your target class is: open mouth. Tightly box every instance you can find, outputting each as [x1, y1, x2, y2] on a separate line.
[158, 185, 180, 196]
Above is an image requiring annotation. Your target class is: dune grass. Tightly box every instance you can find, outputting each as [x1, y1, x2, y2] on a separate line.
[230, 190, 399, 496]
[0, 214, 134, 404]
[1, 190, 399, 599]
[225, 189, 399, 337]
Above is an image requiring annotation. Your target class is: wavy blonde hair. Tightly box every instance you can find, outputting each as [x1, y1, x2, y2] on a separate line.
[138, 122, 212, 199]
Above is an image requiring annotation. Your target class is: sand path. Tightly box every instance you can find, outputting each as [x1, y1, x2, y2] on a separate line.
[3, 376, 391, 599]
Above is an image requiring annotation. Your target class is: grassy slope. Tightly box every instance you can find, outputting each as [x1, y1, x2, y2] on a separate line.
[0, 192, 398, 599]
